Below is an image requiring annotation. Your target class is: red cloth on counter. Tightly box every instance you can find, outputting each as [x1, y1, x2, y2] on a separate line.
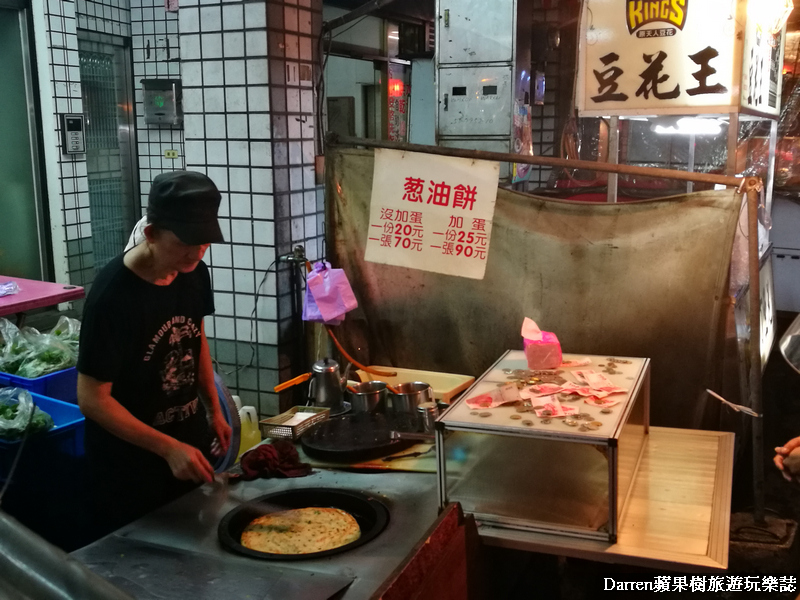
[235, 440, 312, 481]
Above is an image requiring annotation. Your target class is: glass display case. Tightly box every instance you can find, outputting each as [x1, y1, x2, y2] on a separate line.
[435, 351, 650, 542]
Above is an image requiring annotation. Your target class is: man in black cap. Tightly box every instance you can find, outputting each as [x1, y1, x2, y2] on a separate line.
[77, 171, 232, 537]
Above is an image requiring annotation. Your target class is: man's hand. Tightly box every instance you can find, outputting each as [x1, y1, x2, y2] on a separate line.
[162, 440, 215, 483]
[210, 410, 232, 457]
[774, 436, 800, 481]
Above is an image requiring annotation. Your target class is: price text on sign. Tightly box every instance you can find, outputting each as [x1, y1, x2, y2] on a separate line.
[364, 149, 499, 280]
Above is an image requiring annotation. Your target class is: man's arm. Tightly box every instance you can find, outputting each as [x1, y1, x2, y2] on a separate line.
[77, 373, 215, 483]
[197, 322, 232, 454]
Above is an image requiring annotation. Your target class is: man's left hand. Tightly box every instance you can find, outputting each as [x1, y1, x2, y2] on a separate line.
[210, 411, 233, 457]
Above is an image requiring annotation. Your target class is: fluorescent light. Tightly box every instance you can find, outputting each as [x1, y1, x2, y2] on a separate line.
[653, 117, 722, 135]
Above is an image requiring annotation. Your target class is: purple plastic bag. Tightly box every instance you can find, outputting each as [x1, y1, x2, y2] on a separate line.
[302, 261, 358, 325]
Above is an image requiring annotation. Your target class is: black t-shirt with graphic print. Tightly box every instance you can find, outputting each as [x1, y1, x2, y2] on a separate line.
[78, 255, 215, 531]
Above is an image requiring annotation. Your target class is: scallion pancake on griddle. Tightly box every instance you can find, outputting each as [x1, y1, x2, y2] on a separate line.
[240, 507, 361, 554]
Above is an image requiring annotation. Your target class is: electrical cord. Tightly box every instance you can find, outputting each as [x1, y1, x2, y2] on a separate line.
[315, 15, 369, 155]
[0, 398, 37, 508]
[212, 260, 277, 376]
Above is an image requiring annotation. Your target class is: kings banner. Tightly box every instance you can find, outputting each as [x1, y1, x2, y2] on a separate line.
[364, 149, 499, 280]
[578, 0, 786, 117]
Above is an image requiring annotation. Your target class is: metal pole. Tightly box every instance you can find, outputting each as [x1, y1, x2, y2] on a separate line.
[687, 133, 696, 194]
[0, 511, 134, 600]
[747, 186, 765, 524]
[765, 118, 778, 217]
[726, 111, 740, 176]
[607, 116, 619, 203]
[330, 135, 746, 188]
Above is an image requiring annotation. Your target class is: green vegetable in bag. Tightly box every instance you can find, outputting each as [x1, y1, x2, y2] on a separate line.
[0, 388, 54, 441]
[0, 318, 79, 378]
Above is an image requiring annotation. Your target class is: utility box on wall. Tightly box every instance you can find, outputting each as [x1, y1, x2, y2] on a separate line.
[435, 0, 534, 180]
[141, 79, 183, 126]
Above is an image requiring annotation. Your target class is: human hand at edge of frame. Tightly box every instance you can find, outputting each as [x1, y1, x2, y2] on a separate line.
[163, 440, 215, 484]
[773, 436, 800, 482]
[209, 410, 232, 457]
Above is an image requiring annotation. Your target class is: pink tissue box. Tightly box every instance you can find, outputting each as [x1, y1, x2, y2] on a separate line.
[523, 332, 562, 370]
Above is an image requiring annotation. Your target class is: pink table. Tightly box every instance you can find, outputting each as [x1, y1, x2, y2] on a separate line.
[0, 276, 85, 322]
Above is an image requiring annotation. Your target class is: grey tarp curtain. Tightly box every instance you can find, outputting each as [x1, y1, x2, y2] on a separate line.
[326, 147, 741, 429]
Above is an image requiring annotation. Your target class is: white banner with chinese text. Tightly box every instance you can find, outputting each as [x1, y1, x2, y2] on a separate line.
[364, 149, 499, 280]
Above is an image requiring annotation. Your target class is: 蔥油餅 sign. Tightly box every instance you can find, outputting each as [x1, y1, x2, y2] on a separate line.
[577, 0, 786, 117]
[364, 149, 499, 280]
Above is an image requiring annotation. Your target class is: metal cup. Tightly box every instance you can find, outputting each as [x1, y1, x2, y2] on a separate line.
[389, 381, 433, 414]
[417, 401, 439, 434]
[348, 381, 388, 414]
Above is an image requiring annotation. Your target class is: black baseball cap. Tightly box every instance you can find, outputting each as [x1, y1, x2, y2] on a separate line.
[147, 171, 224, 245]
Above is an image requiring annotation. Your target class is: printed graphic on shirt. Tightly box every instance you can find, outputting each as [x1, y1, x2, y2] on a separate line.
[152, 397, 200, 427]
[142, 316, 202, 395]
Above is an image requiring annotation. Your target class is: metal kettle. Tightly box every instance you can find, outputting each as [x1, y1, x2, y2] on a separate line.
[309, 358, 347, 414]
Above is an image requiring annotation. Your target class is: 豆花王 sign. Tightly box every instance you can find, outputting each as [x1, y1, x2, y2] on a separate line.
[577, 0, 786, 117]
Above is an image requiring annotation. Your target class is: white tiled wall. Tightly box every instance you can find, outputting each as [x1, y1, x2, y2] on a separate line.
[76, 0, 132, 37]
[179, 0, 279, 413]
[34, 0, 90, 288]
[35, 0, 285, 415]
[131, 0, 184, 212]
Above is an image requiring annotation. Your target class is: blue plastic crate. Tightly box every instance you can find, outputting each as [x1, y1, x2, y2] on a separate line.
[0, 366, 78, 404]
[0, 391, 85, 479]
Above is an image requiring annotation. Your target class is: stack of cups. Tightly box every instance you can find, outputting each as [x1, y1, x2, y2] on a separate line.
[347, 380, 439, 433]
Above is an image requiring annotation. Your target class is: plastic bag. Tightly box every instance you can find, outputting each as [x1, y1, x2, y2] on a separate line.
[0, 281, 20, 297]
[0, 387, 54, 441]
[302, 261, 358, 325]
[0, 319, 33, 375]
[0, 318, 78, 378]
[50, 316, 81, 353]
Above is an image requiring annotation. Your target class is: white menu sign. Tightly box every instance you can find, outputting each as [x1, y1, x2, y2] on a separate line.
[364, 149, 499, 280]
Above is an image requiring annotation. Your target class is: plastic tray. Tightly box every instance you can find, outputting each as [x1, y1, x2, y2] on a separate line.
[259, 406, 329, 441]
[355, 366, 475, 403]
[0, 391, 85, 478]
[0, 366, 78, 404]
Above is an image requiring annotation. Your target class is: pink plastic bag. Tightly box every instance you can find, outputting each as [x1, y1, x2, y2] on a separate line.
[302, 261, 358, 325]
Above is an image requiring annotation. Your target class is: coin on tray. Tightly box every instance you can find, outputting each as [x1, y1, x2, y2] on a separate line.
[470, 411, 480, 416]
[522, 420, 533, 426]
[541, 418, 552, 424]
[479, 412, 492, 418]
[601, 408, 613, 414]
[510, 414, 522, 420]
[579, 425, 588, 432]
[564, 418, 578, 427]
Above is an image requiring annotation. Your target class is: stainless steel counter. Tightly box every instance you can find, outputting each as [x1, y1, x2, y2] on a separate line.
[72, 469, 439, 600]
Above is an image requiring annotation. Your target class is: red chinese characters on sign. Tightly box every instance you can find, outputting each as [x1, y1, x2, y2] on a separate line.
[431, 217, 488, 260]
[370, 208, 424, 251]
[403, 178, 424, 203]
[402, 177, 478, 210]
[428, 181, 451, 206]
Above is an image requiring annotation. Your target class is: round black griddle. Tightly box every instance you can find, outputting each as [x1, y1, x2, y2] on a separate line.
[218, 488, 389, 560]
[300, 413, 416, 463]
